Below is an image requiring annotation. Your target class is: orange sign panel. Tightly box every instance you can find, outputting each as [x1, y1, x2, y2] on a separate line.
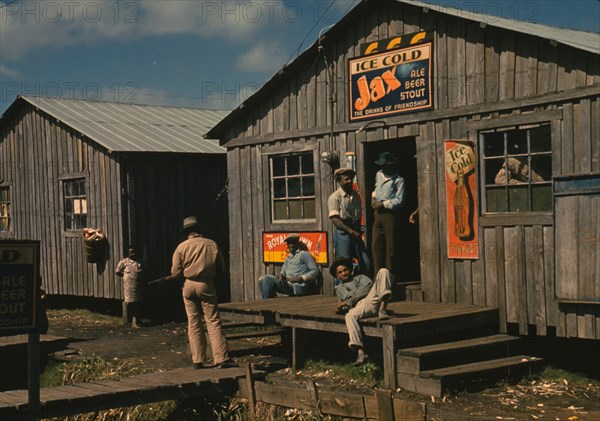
[444, 140, 479, 259]
[263, 232, 328, 264]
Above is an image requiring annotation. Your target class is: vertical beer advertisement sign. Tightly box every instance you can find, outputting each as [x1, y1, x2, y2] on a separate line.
[444, 141, 479, 259]
[0, 240, 40, 335]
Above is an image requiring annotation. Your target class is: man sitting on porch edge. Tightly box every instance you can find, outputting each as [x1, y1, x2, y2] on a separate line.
[258, 233, 320, 299]
[331, 257, 392, 366]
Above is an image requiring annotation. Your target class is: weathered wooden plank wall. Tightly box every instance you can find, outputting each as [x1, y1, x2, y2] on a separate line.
[0, 107, 124, 299]
[124, 153, 229, 301]
[219, 1, 600, 337]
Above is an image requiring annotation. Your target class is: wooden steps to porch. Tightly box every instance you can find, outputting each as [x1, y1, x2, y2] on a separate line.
[396, 334, 543, 397]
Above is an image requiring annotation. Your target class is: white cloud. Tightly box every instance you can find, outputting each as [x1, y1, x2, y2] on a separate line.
[236, 41, 286, 72]
[0, 0, 287, 62]
[0, 65, 22, 80]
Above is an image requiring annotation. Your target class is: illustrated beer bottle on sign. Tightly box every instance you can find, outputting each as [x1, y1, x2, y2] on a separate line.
[444, 141, 479, 259]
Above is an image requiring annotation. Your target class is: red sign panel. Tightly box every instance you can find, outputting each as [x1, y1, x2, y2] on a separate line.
[263, 232, 328, 264]
[444, 140, 479, 259]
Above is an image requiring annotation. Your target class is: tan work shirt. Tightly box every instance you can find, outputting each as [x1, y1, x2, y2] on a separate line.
[171, 234, 224, 280]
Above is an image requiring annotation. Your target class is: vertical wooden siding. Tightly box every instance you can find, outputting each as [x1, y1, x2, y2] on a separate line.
[124, 154, 230, 301]
[221, 1, 600, 337]
[0, 106, 124, 299]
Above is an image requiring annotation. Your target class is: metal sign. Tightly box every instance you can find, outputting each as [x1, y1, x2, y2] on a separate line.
[263, 232, 328, 264]
[444, 141, 479, 259]
[349, 42, 433, 122]
[0, 240, 40, 336]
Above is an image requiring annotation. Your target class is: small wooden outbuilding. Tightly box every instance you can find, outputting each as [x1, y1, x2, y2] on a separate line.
[0, 96, 230, 301]
[206, 0, 600, 339]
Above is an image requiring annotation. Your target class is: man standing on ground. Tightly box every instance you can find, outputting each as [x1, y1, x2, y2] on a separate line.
[327, 168, 371, 276]
[330, 257, 392, 366]
[258, 234, 320, 298]
[371, 152, 405, 275]
[166, 216, 234, 369]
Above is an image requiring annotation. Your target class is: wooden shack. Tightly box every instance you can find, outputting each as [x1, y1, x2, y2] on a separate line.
[206, 0, 600, 339]
[0, 96, 230, 302]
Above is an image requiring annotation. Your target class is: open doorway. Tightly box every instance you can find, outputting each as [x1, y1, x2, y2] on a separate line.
[362, 138, 421, 290]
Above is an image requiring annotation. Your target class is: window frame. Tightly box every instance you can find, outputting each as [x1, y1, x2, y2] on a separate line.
[468, 110, 560, 226]
[479, 123, 553, 214]
[269, 151, 317, 224]
[60, 174, 89, 233]
[0, 184, 12, 237]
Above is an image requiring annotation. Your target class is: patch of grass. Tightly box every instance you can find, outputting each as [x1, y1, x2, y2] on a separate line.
[534, 366, 600, 388]
[47, 309, 122, 328]
[302, 359, 381, 388]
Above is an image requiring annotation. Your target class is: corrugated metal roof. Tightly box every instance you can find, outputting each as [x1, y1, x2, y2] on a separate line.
[411, 0, 600, 54]
[18, 96, 229, 154]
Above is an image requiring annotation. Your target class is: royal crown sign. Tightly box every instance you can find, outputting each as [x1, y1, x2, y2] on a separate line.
[349, 41, 433, 122]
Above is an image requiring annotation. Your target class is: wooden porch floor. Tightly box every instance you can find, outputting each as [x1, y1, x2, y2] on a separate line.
[220, 296, 499, 388]
[220, 295, 498, 340]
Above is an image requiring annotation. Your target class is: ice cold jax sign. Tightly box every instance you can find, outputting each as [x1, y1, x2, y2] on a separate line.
[349, 43, 433, 122]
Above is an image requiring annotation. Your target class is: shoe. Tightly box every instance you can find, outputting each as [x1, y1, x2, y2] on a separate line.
[353, 354, 369, 366]
[378, 309, 390, 320]
[336, 305, 349, 315]
[193, 362, 205, 369]
[216, 359, 236, 369]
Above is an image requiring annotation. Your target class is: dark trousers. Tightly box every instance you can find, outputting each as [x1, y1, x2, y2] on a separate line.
[371, 211, 400, 275]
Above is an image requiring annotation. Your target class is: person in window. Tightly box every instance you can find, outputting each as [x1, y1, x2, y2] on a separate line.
[258, 234, 320, 298]
[330, 257, 392, 366]
[115, 245, 144, 329]
[371, 152, 405, 275]
[495, 157, 544, 185]
[328, 168, 371, 277]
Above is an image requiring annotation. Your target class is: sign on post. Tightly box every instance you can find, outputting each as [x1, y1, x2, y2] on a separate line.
[0, 240, 40, 336]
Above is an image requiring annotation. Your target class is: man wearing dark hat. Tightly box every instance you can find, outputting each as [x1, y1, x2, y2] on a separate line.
[258, 233, 320, 298]
[166, 216, 234, 369]
[330, 257, 393, 366]
[327, 168, 371, 276]
[371, 152, 405, 275]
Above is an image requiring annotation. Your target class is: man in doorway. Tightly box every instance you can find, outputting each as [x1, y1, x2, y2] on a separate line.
[330, 257, 392, 366]
[327, 168, 371, 276]
[258, 234, 320, 298]
[371, 152, 405, 275]
[165, 216, 234, 369]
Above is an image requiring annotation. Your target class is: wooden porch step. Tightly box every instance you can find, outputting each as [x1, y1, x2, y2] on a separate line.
[397, 355, 543, 397]
[397, 334, 521, 374]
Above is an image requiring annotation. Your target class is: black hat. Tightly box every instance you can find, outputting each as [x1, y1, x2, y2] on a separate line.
[333, 168, 356, 181]
[374, 152, 398, 166]
[180, 216, 199, 233]
[329, 257, 353, 277]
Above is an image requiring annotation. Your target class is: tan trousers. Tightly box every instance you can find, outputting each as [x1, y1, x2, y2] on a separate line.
[345, 269, 393, 349]
[182, 279, 229, 365]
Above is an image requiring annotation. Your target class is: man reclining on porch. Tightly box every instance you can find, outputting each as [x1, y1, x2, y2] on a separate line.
[330, 257, 392, 366]
[258, 234, 320, 298]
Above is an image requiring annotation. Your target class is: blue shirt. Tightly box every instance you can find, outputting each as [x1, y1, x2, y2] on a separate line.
[334, 274, 373, 308]
[281, 250, 320, 282]
[372, 170, 405, 210]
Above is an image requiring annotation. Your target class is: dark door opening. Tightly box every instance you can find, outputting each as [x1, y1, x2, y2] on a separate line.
[362, 138, 421, 288]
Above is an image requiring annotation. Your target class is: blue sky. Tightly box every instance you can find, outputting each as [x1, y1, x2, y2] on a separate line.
[1, 0, 599, 115]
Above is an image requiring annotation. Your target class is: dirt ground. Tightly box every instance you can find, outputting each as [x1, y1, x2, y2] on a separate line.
[45, 310, 600, 421]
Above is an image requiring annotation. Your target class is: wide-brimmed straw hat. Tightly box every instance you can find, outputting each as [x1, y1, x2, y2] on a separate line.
[284, 233, 301, 243]
[180, 216, 200, 233]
